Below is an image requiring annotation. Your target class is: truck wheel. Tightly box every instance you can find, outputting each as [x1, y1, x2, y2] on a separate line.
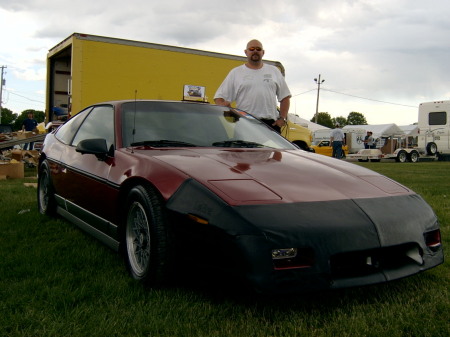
[396, 150, 408, 163]
[123, 185, 172, 286]
[293, 141, 309, 152]
[426, 142, 437, 155]
[408, 150, 419, 163]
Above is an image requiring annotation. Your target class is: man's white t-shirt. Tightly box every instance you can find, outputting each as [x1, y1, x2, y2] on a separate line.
[330, 128, 345, 142]
[214, 64, 291, 120]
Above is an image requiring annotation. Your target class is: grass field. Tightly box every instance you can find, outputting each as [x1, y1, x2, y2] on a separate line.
[0, 162, 449, 337]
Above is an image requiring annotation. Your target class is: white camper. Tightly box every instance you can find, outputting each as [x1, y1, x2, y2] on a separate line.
[341, 127, 366, 153]
[417, 100, 450, 155]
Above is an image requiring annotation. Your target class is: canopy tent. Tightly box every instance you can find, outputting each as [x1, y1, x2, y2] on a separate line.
[399, 124, 419, 147]
[399, 124, 419, 137]
[343, 124, 405, 139]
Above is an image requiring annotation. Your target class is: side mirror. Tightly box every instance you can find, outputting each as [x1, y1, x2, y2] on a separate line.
[76, 138, 112, 161]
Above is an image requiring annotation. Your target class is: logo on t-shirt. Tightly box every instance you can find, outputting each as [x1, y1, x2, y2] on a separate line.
[263, 74, 273, 82]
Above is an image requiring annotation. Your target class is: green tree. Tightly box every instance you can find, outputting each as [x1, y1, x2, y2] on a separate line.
[332, 116, 347, 127]
[0, 107, 18, 125]
[311, 112, 333, 128]
[14, 109, 45, 131]
[347, 111, 367, 125]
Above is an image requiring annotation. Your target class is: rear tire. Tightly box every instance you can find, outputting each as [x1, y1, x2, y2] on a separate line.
[426, 142, 437, 155]
[409, 150, 419, 163]
[37, 160, 57, 216]
[123, 185, 172, 286]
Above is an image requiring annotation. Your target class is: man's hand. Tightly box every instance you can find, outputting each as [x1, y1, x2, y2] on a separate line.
[273, 118, 287, 128]
[214, 98, 231, 107]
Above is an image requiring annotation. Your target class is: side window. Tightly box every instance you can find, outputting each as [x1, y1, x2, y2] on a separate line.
[429, 111, 446, 125]
[72, 105, 115, 149]
[55, 107, 92, 145]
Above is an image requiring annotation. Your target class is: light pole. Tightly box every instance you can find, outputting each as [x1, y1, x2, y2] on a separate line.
[314, 74, 324, 124]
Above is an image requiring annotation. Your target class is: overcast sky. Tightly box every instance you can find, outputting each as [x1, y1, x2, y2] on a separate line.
[1, 0, 449, 125]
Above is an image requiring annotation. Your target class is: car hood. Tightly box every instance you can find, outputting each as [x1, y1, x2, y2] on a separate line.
[136, 148, 411, 204]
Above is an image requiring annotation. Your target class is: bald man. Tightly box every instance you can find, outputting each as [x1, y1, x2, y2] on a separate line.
[214, 39, 291, 133]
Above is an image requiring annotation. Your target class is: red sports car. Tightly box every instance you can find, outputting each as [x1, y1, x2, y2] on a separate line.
[38, 100, 443, 293]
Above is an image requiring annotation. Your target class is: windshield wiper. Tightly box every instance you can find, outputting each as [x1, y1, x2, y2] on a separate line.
[130, 140, 198, 147]
[212, 140, 265, 148]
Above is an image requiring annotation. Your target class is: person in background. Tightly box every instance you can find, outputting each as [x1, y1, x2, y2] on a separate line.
[214, 39, 291, 133]
[22, 112, 38, 150]
[364, 131, 370, 149]
[366, 131, 375, 149]
[330, 123, 345, 159]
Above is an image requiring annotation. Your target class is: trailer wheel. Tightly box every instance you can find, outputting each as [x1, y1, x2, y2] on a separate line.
[396, 150, 408, 163]
[408, 150, 419, 163]
[426, 142, 437, 155]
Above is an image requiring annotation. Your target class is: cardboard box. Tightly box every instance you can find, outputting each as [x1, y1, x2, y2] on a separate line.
[0, 161, 24, 179]
[12, 131, 36, 140]
[23, 150, 39, 167]
[10, 149, 39, 161]
[12, 149, 23, 161]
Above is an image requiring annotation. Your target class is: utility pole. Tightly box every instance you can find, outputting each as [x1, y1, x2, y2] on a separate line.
[0, 65, 6, 124]
[314, 74, 325, 124]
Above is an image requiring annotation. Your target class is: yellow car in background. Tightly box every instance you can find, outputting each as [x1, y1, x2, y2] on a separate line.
[311, 140, 349, 157]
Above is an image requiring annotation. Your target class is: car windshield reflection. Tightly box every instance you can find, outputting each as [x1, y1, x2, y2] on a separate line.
[121, 102, 296, 150]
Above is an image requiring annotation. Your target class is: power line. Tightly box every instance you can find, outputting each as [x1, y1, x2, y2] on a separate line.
[292, 87, 417, 108]
[5, 89, 45, 104]
[320, 88, 417, 108]
[292, 89, 316, 97]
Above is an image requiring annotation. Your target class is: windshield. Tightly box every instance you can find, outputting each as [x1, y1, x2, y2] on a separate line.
[121, 102, 296, 150]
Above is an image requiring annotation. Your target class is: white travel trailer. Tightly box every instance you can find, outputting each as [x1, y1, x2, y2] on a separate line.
[417, 100, 450, 155]
[345, 124, 421, 162]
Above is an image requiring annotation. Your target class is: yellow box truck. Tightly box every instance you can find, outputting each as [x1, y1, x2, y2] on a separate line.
[46, 33, 311, 150]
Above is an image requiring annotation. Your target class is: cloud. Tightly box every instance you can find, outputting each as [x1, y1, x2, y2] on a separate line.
[1, 0, 449, 123]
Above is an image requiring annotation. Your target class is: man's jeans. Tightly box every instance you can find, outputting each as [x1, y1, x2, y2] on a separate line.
[332, 141, 343, 159]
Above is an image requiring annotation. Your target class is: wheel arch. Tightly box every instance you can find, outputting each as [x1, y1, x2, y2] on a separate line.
[292, 140, 310, 151]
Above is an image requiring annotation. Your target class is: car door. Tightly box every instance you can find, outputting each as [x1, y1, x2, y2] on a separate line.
[57, 104, 119, 225]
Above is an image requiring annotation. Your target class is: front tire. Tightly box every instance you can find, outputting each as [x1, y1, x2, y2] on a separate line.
[123, 185, 171, 286]
[37, 160, 56, 216]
